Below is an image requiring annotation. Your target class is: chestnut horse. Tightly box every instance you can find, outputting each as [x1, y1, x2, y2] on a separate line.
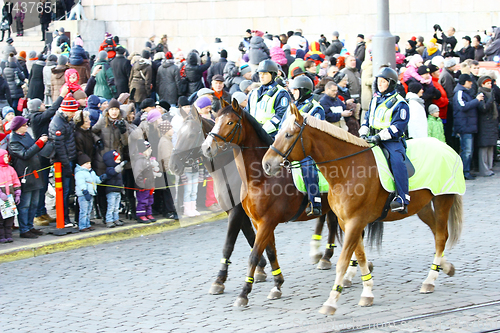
[262, 104, 463, 315]
[169, 105, 338, 296]
[201, 99, 371, 307]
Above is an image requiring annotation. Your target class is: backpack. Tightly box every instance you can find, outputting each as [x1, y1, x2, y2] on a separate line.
[178, 63, 188, 96]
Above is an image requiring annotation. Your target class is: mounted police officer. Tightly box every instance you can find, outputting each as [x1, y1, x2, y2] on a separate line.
[359, 67, 410, 213]
[288, 75, 325, 216]
[245, 60, 291, 138]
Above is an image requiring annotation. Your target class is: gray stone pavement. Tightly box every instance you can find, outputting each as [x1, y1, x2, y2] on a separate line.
[1, 166, 500, 333]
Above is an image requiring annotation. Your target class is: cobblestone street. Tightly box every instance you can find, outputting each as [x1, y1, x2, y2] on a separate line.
[1, 168, 500, 333]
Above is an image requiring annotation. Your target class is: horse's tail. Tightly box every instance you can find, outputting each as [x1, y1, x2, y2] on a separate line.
[447, 194, 463, 248]
[366, 221, 384, 251]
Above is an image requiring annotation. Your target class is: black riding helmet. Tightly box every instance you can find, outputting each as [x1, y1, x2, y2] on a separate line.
[257, 60, 279, 83]
[289, 75, 314, 103]
[375, 67, 398, 94]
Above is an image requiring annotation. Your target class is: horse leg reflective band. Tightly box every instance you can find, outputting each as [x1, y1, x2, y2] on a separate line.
[431, 264, 442, 272]
[245, 276, 254, 284]
[326, 243, 336, 249]
[220, 258, 232, 265]
[361, 273, 372, 281]
[312, 234, 322, 240]
[272, 268, 282, 276]
[350, 260, 358, 267]
[332, 285, 343, 293]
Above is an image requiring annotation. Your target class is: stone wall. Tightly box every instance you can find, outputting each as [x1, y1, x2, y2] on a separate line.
[80, 0, 500, 57]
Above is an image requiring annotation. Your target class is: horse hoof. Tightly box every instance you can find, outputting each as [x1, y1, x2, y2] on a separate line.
[310, 253, 323, 264]
[233, 297, 248, 307]
[358, 296, 374, 307]
[316, 259, 332, 270]
[208, 283, 225, 295]
[445, 263, 455, 277]
[319, 305, 337, 315]
[267, 287, 282, 300]
[342, 279, 352, 288]
[368, 261, 374, 273]
[255, 268, 267, 283]
[420, 284, 435, 294]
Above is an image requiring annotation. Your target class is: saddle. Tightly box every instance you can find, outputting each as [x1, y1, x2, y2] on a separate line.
[380, 147, 415, 178]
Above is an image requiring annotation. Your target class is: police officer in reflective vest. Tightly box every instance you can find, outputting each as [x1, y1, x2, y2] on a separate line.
[359, 67, 410, 213]
[288, 75, 325, 216]
[245, 60, 291, 138]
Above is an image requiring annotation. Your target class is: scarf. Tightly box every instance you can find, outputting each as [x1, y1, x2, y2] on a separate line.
[64, 68, 82, 92]
[213, 90, 223, 100]
[427, 46, 438, 56]
[478, 86, 498, 119]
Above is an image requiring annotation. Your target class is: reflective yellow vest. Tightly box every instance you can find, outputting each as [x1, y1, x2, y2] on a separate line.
[249, 85, 285, 125]
[369, 94, 406, 130]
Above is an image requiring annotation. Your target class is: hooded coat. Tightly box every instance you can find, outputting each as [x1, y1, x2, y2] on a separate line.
[453, 84, 480, 134]
[102, 150, 123, 194]
[184, 52, 211, 96]
[74, 164, 102, 197]
[86, 95, 102, 127]
[156, 59, 181, 105]
[27, 60, 45, 100]
[8, 131, 44, 192]
[3, 59, 25, 99]
[92, 60, 116, 100]
[476, 76, 499, 147]
[0, 149, 21, 196]
[129, 58, 152, 104]
[110, 53, 131, 95]
[51, 64, 69, 102]
[484, 28, 500, 61]
[406, 92, 428, 139]
[248, 36, 270, 65]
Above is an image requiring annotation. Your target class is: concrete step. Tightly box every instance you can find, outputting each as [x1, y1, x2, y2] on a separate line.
[11, 23, 55, 52]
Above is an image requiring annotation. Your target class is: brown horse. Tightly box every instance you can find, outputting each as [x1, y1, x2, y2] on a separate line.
[262, 104, 464, 315]
[201, 99, 373, 307]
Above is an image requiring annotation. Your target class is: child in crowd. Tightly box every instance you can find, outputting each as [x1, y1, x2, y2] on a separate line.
[0, 149, 21, 243]
[304, 60, 320, 86]
[74, 154, 107, 232]
[102, 150, 127, 228]
[0, 106, 15, 149]
[133, 140, 161, 223]
[427, 104, 445, 143]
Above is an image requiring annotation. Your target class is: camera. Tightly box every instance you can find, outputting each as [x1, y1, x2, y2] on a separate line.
[433, 24, 442, 32]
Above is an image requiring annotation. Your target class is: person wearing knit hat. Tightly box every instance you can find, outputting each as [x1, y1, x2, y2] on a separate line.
[19, 50, 26, 59]
[240, 64, 252, 78]
[178, 96, 190, 108]
[165, 51, 173, 59]
[417, 65, 430, 76]
[239, 80, 253, 94]
[196, 88, 215, 99]
[107, 98, 120, 110]
[2, 106, 15, 120]
[77, 153, 91, 166]
[158, 119, 173, 136]
[427, 104, 445, 143]
[27, 99, 43, 113]
[142, 49, 151, 60]
[458, 73, 472, 86]
[9, 116, 29, 132]
[60, 93, 79, 115]
[158, 100, 170, 112]
[196, 96, 212, 119]
[408, 82, 423, 94]
[231, 91, 248, 108]
[147, 109, 162, 123]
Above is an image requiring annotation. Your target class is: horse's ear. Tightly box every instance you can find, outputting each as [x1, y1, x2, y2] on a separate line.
[191, 104, 200, 121]
[179, 106, 189, 119]
[290, 102, 303, 121]
[220, 97, 229, 109]
[231, 97, 243, 116]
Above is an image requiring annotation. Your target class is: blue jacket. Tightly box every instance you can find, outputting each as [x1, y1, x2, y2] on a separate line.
[86, 95, 102, 127]
[319, 94, 346, 123]
[452, 84, 479, 134]
[102, 150, 123, 194]
[363, 90, 410, 140]
[74, 164, 102, 197]
[69, 45, 88, 66]
[244, 81, 291, 123]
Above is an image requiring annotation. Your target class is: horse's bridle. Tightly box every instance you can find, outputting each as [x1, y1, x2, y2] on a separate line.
[208, 109, 243, 151]
[269, 117, 308, 171]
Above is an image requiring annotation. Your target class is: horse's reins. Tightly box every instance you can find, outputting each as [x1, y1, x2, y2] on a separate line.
[270, 117, 376, 171]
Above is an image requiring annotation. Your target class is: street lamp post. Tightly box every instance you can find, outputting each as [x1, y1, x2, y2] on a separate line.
[372, 0, 396, 75]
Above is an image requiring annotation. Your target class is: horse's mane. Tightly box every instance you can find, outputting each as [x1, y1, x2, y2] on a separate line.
[219, 105, 274, 147]
[284, 114, 370, 148]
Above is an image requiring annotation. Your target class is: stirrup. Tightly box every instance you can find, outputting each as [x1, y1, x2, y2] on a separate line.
[390, 196, 407, 214]
[305, 202, 322, 217]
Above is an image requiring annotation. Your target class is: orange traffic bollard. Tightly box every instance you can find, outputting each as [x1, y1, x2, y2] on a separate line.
[54, 162, 65, 229]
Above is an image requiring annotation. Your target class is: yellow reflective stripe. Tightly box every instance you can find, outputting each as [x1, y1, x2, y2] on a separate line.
[361, 273, 372, 281]
[326, 243, 336, 249]
[311, 234, 322, 241]
[220, 258, 231, 265]
[245, 276, 254, 284]
[431, 264, 442, 272]
[272, 268, 281, 276]
[332, 284, 343, 293]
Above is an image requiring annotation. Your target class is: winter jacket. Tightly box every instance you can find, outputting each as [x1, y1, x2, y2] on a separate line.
[91, 111, 128, 176]
[405, 77, 441, 111]
[86, 95, 102, 127]
[422, 48, 442, 62]
[406, 92, 428, 139]
[0, 76, 12, 106]
[361, 60, 373, 111]
[3, 60, 25, 99]
[0, 149, 21, 196]
[438, 68, 456, 100]
[74, 164, 102, 197]
[453, 84, 480, 134]
[212, 90, 231, 113]
[27, 60, 45, 100]
[207, 58, 227, 83]
[68, 45, 87, 66]
[110, 54, 131, 95]
[185, 52, 211, 96]
[43, 60, 56, 102]
[238, 37, 251, 54]
[458, 46, 475, 63]
[340, 66, 361, 99]
[484, 28, 500, 61]
[474, 45, 485, 61]
[102, 150, 124, 194]
[431, 76, 449, 120]
[319, 94, 346, 123]
[248, 36, 270, 65]
[48, 111, 77, 166]
[132, 153, 155, 189]
[427, 115, 446, 143]
[322, 39, 343, 56]
[270, 46, 287, 66]
[403, 55, 431, 85]
[75, 126, 95, 160]
[18, 57, 28, 78]
[1, 43, 16, 62]
[354, 42, 366, 62]
[29, 96, 63, 142]
[51, 64, 69, 102]
[68, 61, 91, 86]
[129, 58, 152, 104]
[92, 60, 116, 100]
[222, 61, 243, 94]
[156, 59, 181, 105]
[8, 131, 44, 192]
[477, 79, 499, 147]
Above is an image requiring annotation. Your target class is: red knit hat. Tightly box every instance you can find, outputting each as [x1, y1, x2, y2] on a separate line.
[112, 150, 120, 161]
[61, 93, 79, 113]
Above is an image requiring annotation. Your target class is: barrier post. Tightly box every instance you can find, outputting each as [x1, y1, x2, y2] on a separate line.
[54, 162, 65, 229]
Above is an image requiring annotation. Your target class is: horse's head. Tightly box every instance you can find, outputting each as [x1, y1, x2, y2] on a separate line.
[202, 98, 243, 159]
[169, 105, 206, 176]
[262, 103, 308, 176]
